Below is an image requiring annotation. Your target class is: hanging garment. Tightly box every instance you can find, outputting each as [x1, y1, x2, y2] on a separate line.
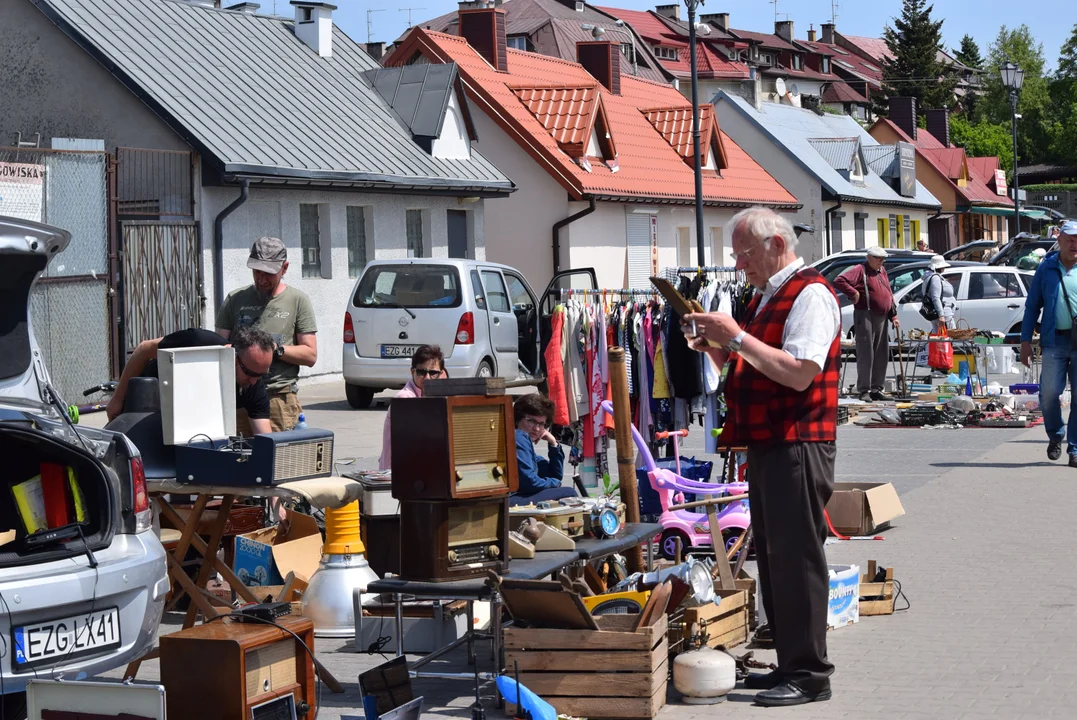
[599, 306, 609, 384]
[560, 302, 578, 424]
[544, 306, 570, 426]
[569, 303, 589, 419]
[664, 300, 703, 399]
[588, 307, 605, 444]
[653, 344, 671, 399]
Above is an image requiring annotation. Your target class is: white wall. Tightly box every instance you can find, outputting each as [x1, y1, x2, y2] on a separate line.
[825, 202, 933, 252]
[470, 106, 569, 290]
[199, 185, 486, 379]
[713, 100, 827, 261]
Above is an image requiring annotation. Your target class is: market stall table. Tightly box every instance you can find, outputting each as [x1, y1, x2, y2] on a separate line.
[572, 522, 662, 569]
[123, 476, 362, 681]
[356, 551, 580, 685]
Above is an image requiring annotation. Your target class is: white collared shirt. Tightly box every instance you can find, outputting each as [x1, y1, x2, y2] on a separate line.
[756, 258, 841, 370]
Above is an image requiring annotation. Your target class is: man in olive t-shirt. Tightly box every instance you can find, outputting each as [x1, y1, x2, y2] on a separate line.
[217, 236, 317, 433]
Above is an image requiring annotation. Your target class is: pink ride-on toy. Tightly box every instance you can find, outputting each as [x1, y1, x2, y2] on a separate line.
[598, 401, 750, 561]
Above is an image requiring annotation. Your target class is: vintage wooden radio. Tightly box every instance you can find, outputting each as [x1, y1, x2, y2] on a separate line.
[399, 497, 509, 581]
[159, 616, 316, 720]
[390, 395, 518, 500]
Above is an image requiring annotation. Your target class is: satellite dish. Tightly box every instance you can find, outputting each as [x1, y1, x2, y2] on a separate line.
[775, 77, 787, 95]
[789, 82, 800, 96]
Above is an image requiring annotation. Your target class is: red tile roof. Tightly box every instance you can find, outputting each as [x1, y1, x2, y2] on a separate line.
[386, 28, 798, 207]
[728, 28, 798, 52]
[511, 85, 601, 155]
[822, 81, 868, 104]
[842, 35, 894, 63]
[596, 6, 750, 80]
[640, 104, 728, 169]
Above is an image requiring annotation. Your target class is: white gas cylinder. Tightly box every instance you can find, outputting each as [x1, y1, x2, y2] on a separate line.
[672, 645, 737, 704]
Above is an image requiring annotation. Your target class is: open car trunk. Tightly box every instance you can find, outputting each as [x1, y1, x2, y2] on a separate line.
[0, 424, 115, 568]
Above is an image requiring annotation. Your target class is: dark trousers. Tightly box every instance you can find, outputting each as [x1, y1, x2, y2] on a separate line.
[747, 441, 836, 692]
[510, 487, 578, 507]
[853, 308, 890, 393]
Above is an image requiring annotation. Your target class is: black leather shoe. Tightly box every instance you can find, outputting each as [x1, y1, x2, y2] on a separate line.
[870, 391, 893, 401]
[750, 623, 774, 646]
[754, 681, 832, 707]
[743, 671, 783, 690]
[1069, 454, 1077, 468]
[1049, 439, 1063, 461]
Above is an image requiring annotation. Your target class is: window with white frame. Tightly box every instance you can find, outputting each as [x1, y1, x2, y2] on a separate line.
[406, 209, 425, 258]
[655, 46, 678, 60]
[299, 203, 324, 278]
[761, 53, 774, 65]
[346, 205, 371, 277]
[792, 54, 802, 70]
[821, 57, 830, 73]
[507, 35, 528, 50]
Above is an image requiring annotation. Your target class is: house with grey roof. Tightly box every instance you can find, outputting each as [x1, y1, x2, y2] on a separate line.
[2, 0, 514, 381]
[713, 90, 941, 260]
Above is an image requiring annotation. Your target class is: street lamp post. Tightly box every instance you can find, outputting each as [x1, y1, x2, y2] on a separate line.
[686, 0, 707, 267]
[1000, 60, 1025, 237]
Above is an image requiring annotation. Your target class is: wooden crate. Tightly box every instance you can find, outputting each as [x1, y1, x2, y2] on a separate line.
[859, 561, 896, 616]
[734, 570, 758, 630]
[504, 614, 667, 719]
[679, 588, 749, 650]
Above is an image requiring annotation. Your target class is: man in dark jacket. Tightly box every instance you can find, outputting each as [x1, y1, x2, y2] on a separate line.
[833, 247, 899, 402]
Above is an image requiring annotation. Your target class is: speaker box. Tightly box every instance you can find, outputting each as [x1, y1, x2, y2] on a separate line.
[160, 616, 315, 720]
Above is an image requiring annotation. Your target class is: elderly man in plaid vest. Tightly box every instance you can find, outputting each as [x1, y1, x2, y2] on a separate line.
[683, 206, 840, 708]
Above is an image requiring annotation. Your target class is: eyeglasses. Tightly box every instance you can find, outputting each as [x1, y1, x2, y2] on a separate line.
[237, 356, 267, 379]
[730, 239, 768, 262]
[413, 368, 444, 378]
[520, 417, 548, 429]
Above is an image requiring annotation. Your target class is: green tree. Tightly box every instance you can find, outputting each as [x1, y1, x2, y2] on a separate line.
[979, 25, 1054, 167]
[1057, 23, 1077, 80]
[878, 0, 958, 117]
[949, 115, 1013, 173]
[954, 34, 983, 69]
[1049, 24, 1077, 165]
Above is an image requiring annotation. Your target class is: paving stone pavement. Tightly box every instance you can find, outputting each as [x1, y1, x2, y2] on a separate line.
[104, 380, 1077, 719]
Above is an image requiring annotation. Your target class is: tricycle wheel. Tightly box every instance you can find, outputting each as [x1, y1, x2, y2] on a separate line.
[658, 528, 691, 561]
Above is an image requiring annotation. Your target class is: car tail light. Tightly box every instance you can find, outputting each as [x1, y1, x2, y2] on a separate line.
[131, 456, 152, 533]
[455, 312, 475, 344]
[343, 312, 355, 344]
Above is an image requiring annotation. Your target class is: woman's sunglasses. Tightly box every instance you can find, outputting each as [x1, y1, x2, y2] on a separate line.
[413, 368, 444, 378]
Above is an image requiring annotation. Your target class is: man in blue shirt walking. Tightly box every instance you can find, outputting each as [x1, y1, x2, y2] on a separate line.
[1021, 220, 1077, 465]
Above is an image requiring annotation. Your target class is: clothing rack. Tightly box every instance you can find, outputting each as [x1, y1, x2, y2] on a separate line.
[559, 288, 656, 298]
[672, 266, 738, 274]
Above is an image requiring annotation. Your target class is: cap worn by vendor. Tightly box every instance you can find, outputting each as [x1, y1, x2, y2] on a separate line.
[1061, 220, 1077, 237]
[248, 236, 287, 274]
[930, 255, 950, 271]
[866, 246, 888, 258]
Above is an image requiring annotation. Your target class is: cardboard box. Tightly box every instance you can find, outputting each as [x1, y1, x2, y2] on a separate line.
[233, 512, 322, 587]
[827, 564, 859, 630]
[825, 482, 904, 537]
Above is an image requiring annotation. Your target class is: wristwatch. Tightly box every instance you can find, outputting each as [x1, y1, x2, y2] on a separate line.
[274, 343, 285, 359]
[726, 330, 747, 352]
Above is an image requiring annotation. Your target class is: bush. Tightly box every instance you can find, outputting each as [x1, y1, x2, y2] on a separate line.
[1023, 183, 1077, 192]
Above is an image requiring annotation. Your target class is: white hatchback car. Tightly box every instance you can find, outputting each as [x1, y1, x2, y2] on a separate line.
[342, 259, 595, 408]
[840, 265, 1034, 340]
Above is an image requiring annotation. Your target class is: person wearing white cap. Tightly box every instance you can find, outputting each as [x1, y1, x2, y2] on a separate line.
[920, 255, 956, 333]
[1021, 219, 1077, 466]
[832, 247, 899, 402]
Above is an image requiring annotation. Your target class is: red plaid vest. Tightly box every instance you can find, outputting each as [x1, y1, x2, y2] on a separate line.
[721, 267, 839, 446]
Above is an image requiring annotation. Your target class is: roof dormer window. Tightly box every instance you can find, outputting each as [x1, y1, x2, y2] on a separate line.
[792, 54, 802, 70]
[655, 46, 679, 60]
[821, 57, 830, 73]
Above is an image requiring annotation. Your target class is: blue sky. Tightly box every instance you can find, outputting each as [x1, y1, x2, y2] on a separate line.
[293, 0, 1072, 72]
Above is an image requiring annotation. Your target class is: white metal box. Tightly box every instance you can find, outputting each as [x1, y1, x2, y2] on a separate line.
[159, 346, 236, 445]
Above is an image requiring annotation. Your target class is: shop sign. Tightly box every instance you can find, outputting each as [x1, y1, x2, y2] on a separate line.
[897, 142, 916, 198]
[649, 213, 659, 276]
[994, 169, 1008, 197]
[0, 162, 45, 222]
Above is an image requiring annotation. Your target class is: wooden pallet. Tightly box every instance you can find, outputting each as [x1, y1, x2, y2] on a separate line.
[504, 614, 668, 719]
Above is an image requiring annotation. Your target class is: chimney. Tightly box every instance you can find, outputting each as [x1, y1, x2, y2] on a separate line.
[820, 22, 835, 44]
[775, 20, 793, 43]
[655, 4, 680, 21]
[926, 108, 950, 147]
[226, 2, 260, 12]
[365, 41, 385, 61]
[807, 25, 816, 42]
[701, 13, 729, 30]
[290, 1, 335, 58]
[459, 6, 508, 71]
[578, 39, 621, 94]
[888, 97, 918, 140]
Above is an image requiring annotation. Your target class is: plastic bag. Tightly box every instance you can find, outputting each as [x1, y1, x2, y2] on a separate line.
[928, 328, 954, 371]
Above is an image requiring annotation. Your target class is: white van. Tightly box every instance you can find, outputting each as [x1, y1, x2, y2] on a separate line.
[342, 259, 595, 408]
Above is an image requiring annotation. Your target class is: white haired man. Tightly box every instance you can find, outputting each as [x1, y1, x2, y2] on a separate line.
[682, 207, 839, 707]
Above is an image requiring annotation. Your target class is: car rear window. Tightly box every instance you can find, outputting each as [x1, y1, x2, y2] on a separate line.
[354, 265, 461, 308]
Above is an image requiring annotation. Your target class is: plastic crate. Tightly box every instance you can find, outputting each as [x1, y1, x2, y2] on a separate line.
[1009, 384, 1040, 395]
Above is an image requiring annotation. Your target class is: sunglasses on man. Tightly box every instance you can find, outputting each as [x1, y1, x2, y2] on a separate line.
[237, 356, 267, 379]
[413, 368, 444, 378]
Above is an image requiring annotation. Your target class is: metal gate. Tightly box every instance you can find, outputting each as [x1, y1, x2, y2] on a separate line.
[122, 222, 201, 353]
[0, 146, 112, 404]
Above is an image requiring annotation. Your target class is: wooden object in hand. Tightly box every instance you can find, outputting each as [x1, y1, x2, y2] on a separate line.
[607, 347, 644, 573]
[398, 497, 509, 581]
[390, 395, 518, 501]
[504, 613, 668, 719]
[159, 616, 316, 720]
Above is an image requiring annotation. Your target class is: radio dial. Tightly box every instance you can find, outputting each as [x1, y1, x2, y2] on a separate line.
[488, 545, 500, 558]
[492, 465, 504, 478]
[448, 550, 458, 563]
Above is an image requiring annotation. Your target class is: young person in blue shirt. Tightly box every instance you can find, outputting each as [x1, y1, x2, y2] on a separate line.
[512, 393, 578, 507]
[1021, 220, 1077, 465]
